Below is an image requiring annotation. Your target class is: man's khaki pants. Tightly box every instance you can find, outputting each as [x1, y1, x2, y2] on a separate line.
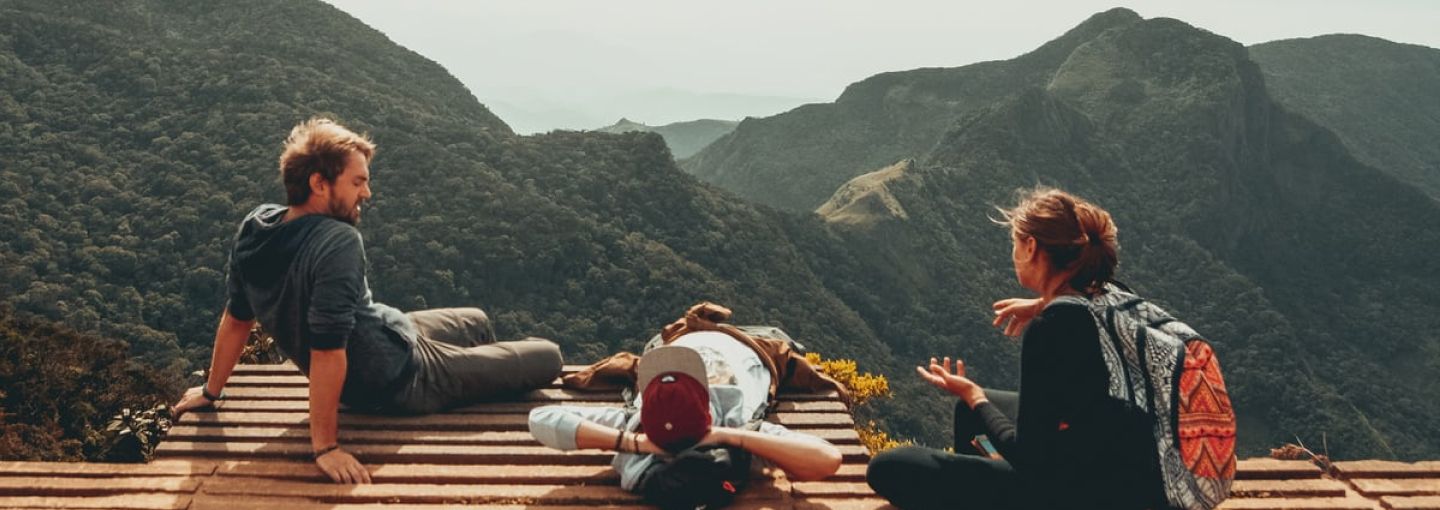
[386, 308, 563, 414]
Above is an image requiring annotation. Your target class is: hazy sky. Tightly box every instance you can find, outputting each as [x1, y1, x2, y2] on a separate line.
[325, 1, 1440, 134]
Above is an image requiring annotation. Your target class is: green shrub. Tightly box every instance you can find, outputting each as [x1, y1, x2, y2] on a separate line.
[100, 404, 173, 463]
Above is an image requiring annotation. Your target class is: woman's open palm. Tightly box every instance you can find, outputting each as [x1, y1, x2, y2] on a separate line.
[916, 357, 971, 395]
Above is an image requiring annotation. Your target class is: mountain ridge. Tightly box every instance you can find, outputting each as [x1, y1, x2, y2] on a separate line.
[684, 7, 1143, 212]
[593, 117, 739, 159]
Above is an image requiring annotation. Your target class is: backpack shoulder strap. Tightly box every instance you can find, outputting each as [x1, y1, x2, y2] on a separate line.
[1049, 291, 1147, 406]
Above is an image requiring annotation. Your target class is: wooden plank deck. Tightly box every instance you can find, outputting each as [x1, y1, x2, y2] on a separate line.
[0, 363, 1434, 509]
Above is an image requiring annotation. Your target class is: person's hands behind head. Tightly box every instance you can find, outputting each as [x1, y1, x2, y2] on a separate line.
[992, 297, 1045, 338]
[916, 356, 987, 407]
[632, 432, 669, 456]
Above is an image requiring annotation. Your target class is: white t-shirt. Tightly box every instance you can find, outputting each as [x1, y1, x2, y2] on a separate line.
[528, 330, 808, 491]
[667, 331, 770, 418]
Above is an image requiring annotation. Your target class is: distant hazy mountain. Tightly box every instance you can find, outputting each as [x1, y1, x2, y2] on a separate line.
[595, 118, 739, 159]
[486, 90, 818, 135]
[1250, 35, 1440, 201]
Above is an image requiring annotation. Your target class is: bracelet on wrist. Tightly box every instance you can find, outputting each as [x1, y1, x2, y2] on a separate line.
[312, 444, 341, 460]
[613, 430, 626, 452]
[202, 386, 225, 402]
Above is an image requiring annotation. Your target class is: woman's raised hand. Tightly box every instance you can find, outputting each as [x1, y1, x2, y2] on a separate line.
[915, 356, 986, 407]
[992, 297, 1045, 337]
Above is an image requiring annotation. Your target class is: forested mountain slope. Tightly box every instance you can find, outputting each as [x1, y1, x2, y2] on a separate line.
[804, 16, 1440, 459]
[0, 0, 898, 435]
[1250, 35, 1440, 200]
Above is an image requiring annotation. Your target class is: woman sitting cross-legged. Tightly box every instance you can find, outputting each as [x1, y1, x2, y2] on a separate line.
[866, 186, 1165, 509]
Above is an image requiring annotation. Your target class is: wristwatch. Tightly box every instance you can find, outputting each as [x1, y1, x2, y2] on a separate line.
[201, 386, 225, 402]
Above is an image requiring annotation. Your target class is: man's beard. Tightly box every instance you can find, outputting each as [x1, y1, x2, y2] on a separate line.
[328, 196, 361, 225]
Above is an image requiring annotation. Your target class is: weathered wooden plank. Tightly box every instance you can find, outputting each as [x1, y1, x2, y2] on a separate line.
[813, 428, 862, 444]
[228, 376, 575, 390]
[1216, 497, 1379, 510]
[215, 461, 620, 484]
[770, 413, 856, 428]
[1235, 458, 1323, 480]
[157, 442, 614, 465]
[1333, 461, 1440, 478]
[219, 387, 626, 402]
[228, 364, 590, 376]
[791, 482, 875, 498]
[0, 477, 200, 496]
[167, 427, 541, 445]
[165, 425, 862, 445]
[188, 497, 652, 510]
[197, 477, 789, 504]
[200, 478, 646, 503]
[0, 460, 217, 478]
[157, 441, 869, 464]
[793, 498, 895, 510]
[219, 386, 841, 402]
[0, 494, 192, 510]
[1349, 478, 1440, 497]
[211, 399, 848, 414]
[728, 501, 801, 510]
[177, 411, 853, 430]
[229, 363, 300, 375]
[224, 375, 309, 387]
[1383, 495, 1440, 510]
[829, 463, 868, 482]
[178, 412, 531, 430]
[1229, 479, 1350, 497]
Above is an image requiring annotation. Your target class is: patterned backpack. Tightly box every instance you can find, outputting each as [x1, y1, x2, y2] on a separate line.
[1053, 285, 1237, 510]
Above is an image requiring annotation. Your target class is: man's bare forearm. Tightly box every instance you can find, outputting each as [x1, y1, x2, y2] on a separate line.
[718, 428, 841, 481]
[205, 310, 254, 396]
[574, 419, 625, 450]
[308, 348, 347, 451]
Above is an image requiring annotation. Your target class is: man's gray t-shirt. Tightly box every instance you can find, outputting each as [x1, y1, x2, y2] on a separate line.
[225, 204, 416, 408]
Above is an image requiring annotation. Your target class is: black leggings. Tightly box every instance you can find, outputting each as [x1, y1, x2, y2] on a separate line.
[867, 390, 1032, 510]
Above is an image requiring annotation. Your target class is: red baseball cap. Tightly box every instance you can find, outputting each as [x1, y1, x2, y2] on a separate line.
[638, 346, 712, 453]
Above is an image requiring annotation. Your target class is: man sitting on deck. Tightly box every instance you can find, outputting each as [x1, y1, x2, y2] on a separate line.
[172, 118, 564, 484]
